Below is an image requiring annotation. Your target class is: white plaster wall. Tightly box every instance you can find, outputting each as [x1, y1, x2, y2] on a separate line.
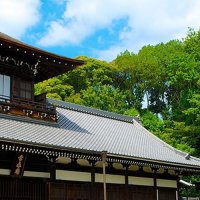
[0, 168, 10, 175]
[23, 171, 50, 178]
[157, 179, 177, 188]
[95, 173, 125, 184]
[56, 170, 91, 182]
[129, 176, 154, 186]
[0, 169, 50, 178]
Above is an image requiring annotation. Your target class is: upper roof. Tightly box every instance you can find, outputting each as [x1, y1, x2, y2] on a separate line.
[0, 32, 84, 82]
[0, 98, 200, 172]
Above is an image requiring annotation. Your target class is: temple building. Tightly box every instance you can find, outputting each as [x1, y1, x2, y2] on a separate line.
[0, 32, 200, 200]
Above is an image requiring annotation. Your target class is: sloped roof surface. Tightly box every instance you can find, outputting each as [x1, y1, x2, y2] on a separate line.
[0, 99, 200, 169]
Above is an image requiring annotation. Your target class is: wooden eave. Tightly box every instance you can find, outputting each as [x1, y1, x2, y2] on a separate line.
[0, 32, 84, 83]
[1, 140, 200, 175]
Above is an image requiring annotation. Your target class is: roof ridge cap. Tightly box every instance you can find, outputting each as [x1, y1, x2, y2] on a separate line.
[47, 98, 134, 123]
[133, 118, 191, 159]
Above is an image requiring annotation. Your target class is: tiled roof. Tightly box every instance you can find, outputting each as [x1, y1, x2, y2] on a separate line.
[0, 99, 200, 170]
[48, 99, 135, 123]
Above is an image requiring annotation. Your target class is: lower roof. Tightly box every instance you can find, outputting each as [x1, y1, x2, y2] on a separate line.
[0, 99, 200, 172]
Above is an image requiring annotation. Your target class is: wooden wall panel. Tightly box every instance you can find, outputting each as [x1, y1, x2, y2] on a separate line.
[0, 178, 47, 200]
[0, 178, 176, 200]
[158, 188, 176, 200]
[128, 185, 154, 200]
[49, 183, 65, 200]
[50, 182, 92, 200]
[107, 184, 126, 200]
[48, 182, 155, 200]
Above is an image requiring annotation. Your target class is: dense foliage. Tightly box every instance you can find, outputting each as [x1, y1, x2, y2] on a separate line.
[35, 29, 200, 196]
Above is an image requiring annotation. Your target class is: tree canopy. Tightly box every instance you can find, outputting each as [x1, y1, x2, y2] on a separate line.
[35, 28, 200, 196]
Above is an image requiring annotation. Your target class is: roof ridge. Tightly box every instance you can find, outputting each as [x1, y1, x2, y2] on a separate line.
[133, 119, 191, 159]
[47, 98, 134, 123]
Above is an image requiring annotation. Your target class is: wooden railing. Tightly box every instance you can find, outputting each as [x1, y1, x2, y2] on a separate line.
[0, 95, 57, 122]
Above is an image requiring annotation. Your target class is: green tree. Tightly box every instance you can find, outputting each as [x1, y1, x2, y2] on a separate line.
[80, 83, 127, 113]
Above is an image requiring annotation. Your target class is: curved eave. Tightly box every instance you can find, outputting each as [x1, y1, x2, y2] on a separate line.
[0, 33, 84, 82]
[1, 138, 200, 174]
[0, 33, 84, 64]
[106, 153, 200, 174]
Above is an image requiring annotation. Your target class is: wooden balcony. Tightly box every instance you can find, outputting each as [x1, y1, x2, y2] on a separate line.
[0, 95, 57, 122]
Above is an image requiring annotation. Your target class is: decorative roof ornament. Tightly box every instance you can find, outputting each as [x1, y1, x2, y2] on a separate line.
[32, 60, 39, 76]
[185, 153, 191, 160]
[0, 54, 39, 76]
[0, 32, 84, 82]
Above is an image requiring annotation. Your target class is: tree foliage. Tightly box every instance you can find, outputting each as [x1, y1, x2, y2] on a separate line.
[35, 28, 200, 196]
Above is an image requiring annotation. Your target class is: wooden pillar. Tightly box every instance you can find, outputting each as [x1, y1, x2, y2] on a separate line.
[48, 156, 57, 200]
[49, 157, 57, 181]
[124, 164, 129, 199]
[125, 165, 129, 186]
[89, 160, 96, 200]
[48, 182, 51, 200]
[102, 152, 107, 200]
[91, 162, 96, 184]
[176, 171, 181, 200]
[152, 168, 158, 200]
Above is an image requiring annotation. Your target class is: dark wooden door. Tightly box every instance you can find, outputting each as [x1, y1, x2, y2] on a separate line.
[49, 182, 92, 200]
[128, 185, 154, 200]
[0, 178, 47, 200]
[158, 188, 176, 200]
[107, 184, 126, 200]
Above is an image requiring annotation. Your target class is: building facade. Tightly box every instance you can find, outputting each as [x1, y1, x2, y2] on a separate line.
[0, 32, 200, 200]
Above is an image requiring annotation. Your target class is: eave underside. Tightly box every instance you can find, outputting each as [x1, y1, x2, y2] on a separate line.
[0, 140, 200, 175]
[0, 36, 84, 83]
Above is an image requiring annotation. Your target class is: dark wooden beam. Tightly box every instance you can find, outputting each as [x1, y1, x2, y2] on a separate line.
[48, 156, 57, 181]
[89, 160, 96, 184]
[89, 160, 96, 200]
[152, 168, 158, 200]
[176, 171, 181, 200]
[124, 164, 130, 200]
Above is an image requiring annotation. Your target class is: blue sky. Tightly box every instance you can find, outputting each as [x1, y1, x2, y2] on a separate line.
[0, 0, 200, 61]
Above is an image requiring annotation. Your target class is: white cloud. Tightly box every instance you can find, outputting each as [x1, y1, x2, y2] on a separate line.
[94, 46, 127, 62]
[0, 0, 41, 39]
[39, 0, 127, 46]
[38, 0, 200, 60]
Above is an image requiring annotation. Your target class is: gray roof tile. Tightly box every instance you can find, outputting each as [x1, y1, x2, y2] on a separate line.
[48, 98, 135, 123]
[0, 99, 200, 169]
